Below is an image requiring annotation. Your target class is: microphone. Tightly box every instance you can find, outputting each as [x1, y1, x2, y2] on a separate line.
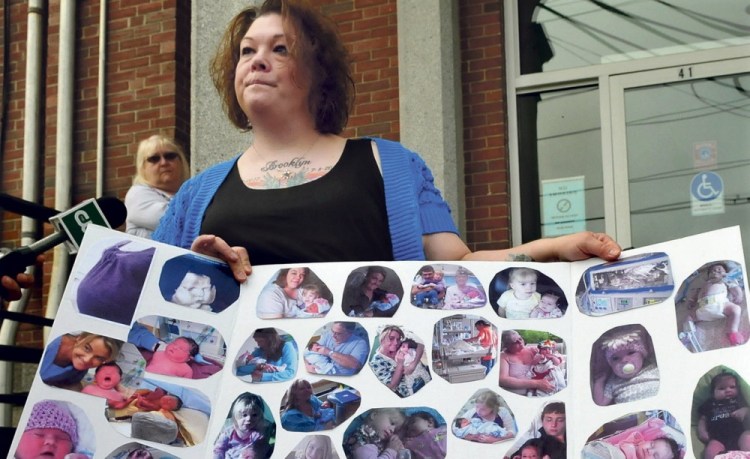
[0, 196, 127, 284]
[0, 193, 61, 220]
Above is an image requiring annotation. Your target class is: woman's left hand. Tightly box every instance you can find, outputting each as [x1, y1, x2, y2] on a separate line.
[191, 234, 252, 282]
[544, 232, 621, 262]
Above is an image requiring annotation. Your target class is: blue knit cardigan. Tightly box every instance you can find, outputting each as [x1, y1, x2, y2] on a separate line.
[152, 138, 458, 261]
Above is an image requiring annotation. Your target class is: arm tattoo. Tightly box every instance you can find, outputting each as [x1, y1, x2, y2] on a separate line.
[506, 253, 534, 262]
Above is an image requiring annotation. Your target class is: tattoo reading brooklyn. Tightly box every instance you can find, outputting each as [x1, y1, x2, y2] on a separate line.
[261, 157, 311, 172]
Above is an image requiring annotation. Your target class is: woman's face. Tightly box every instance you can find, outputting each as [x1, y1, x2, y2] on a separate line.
[381, 330, 403, 354]
[455, 273, 468, 287]
[16, 428, 74, 459]
[295, 381, 314, 400]
[474, 400, 495, 419]
[71, 337, 111, 370]
[365, 272, 385, 291]
[504, 332, 524, 354]
[143, 148, 183, 191]
[234, 14, 311, 123]
[254, 334, 270, 351]
[285, 268, 306, 289]
[233, 403, 263, 436]
[305, 438, 327, 459]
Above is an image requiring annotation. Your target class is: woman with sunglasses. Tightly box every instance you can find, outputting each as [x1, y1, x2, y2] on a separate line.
[125, 134, 189, 238]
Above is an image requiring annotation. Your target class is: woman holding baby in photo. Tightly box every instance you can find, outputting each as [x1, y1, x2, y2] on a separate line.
[280, 379, 336, 432]
[453, 389, 516, 444]
[499, 330, 555, 396]
[370, 326, 431, 398]
[235, 328, 298, 382]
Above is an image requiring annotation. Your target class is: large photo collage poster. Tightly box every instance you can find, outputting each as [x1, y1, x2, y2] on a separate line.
[9, 225, 750, 459]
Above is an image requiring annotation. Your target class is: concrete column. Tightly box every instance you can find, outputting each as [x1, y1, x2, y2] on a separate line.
[397, 0, 464, 232]
[191, 1, 254, 174]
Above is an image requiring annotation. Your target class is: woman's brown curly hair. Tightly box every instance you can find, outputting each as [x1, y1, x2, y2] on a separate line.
[210, 0, 355, 134]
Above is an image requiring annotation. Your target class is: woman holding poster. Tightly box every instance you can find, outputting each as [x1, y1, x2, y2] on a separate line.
[150, 1, 621, 280]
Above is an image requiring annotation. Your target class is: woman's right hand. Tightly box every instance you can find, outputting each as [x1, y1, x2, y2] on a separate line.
[191, 234, 251, 282]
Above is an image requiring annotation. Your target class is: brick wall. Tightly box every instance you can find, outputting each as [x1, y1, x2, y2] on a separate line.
[0, 0, 189, 346]
[460, 0, 509, 251]
[1, 0, 510, 347]
[312, 0, 400, 141]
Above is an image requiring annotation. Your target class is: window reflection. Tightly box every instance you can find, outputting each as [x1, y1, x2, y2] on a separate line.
[519, 0, 750, 74]
[518, 87, 604, 241]
[625, 73, 750, 257]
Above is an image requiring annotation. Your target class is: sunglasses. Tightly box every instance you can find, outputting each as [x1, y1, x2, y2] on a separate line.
[146, 152, 179, 164]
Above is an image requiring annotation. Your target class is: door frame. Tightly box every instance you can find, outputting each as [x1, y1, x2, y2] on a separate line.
[607, 56, 750, 248]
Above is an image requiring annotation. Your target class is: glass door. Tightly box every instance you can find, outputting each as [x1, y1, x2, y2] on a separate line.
[609, 58, 750, 262]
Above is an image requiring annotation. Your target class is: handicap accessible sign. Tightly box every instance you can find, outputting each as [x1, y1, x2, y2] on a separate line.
[690, 171, 724, 216]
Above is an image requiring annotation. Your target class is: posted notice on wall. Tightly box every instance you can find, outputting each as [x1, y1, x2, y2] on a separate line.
[541, 176, 586, 237]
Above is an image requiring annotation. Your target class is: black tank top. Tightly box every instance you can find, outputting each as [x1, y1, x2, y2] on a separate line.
[201, 138, 394, 265]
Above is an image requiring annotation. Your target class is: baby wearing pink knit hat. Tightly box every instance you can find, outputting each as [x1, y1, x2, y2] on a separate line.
[591, 325, 660, 406]
[14, 399, 89, 459]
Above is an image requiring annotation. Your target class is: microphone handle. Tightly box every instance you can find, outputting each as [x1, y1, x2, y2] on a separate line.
[0, 232, 67, 298]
